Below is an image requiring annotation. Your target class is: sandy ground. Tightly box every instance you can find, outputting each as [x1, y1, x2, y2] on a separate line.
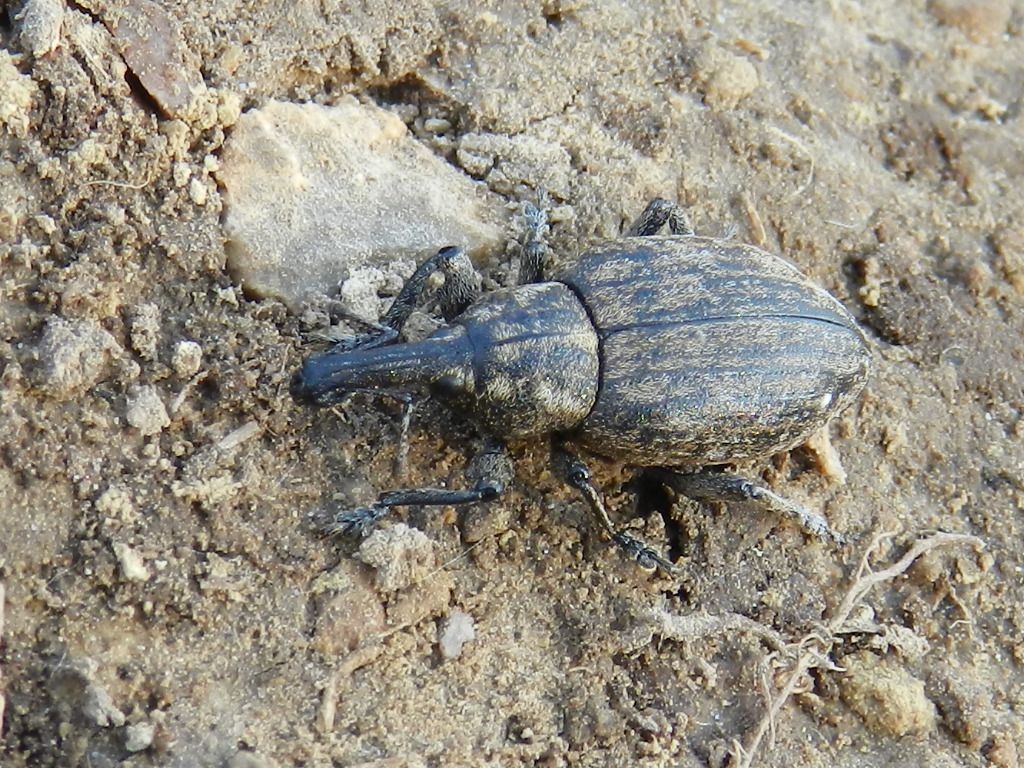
[1, 0, 1023, 766]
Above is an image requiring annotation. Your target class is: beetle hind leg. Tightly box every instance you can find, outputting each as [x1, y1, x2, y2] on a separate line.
[654, 469, 846, 546]
[628, 198, 695, 237]
[553, 447, 677, 574]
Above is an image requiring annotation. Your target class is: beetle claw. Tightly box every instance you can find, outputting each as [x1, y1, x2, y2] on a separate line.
[613, 532, 677, 575]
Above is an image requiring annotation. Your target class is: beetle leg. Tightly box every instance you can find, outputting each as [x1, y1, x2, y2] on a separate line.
[654, 469, 846, 546]
[321, 305, 401, 353]
[519, 202, 550, 284]
[552, 448, 677, 574]
[383, 246, 482, 329]
[628, 198, 695, 237]
[323, 440, 512, 538]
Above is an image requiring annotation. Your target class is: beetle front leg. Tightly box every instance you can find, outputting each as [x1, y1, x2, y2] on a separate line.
[519, 202, 550, 284]
[324, 439, 512, 538]
[628, 198, 694, 237]
[552, 448, 676, 574]
[384, 245, 482, 329]
[653, 469, 846, 546]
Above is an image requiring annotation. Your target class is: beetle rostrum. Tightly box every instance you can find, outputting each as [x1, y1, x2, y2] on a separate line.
[291, 199, 870, 572]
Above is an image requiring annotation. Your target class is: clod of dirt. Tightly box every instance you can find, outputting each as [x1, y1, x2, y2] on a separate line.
[124, 720, 155, 752]
[310, 560, 386, 656]
[986, 732, 1020, 768]
[840, 651, 938, 738]
[48, 657, 126, 728]
[338, 261, 417, 324]
[217, 98, 505, 306]
[172, 443, 244, 509]
[460, 502, 513, 545]
[128, 303, 161, 360]
[355, 523, 436, 593]
[456, 132, 574, 199]
[112, 541, 150, 582]
[0, 50, 36, 137]
[77, 0, 208, 119]
[170, 339, 202, 377]
[692, 43, 760, 109]
[926, 664, 995, 749]
[31, 316, 138, 399]
[95, 484, 137, 522]
[354, 524, 454, 629]
[928, 0, 1012, 44]
[438, 609, 476, 660]
[125, 384, 169, 435]
[15, 0, 65, 57]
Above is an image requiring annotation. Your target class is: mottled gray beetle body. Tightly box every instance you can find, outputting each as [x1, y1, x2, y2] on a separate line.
[557, 236, 869, 466]
[292, 200, 870, 570]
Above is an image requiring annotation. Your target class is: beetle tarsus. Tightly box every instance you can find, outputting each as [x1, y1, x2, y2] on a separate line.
[554, 446, 677, 574]
[658, 469, 846, 546]
[627, 197, 694, 237]
[613, 532, 678, 574]
[324, 503, 390, 538]
[322, 304, 402, 352]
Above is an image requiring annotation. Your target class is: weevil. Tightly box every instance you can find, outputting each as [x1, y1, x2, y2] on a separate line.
[291, 199, 870, 572]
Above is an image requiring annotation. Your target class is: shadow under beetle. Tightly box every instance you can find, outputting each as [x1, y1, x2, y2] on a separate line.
[291, 199, 870, 573]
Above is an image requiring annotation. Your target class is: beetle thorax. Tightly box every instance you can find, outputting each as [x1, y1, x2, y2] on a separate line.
[445, 283, 600, 438]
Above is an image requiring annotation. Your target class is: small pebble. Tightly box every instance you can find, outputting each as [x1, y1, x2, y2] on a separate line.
[112, 542, 150, 582]
[129, 303, 161, 360]
[124, 720, 155, 752]
[171, 340, 202, 377]
[126, 385, 170, 436]
[439, 610, 476, 660]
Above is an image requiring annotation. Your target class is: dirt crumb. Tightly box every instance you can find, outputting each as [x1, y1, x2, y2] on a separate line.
[693, 44, 760, 108]
[80, 0, 209, 119]
[928, 0, 1011, 43]
[31, 316, 137, 398]
[112, 541, 150, 582]
[15, 0, 65, 57]
[0, 51, 36, 136]
[125, 384, 169, 435]
[124, 719, 155, 752]
[171, 339, 202, 377]
[128, 303, 161, 360]
[48, 657, 126, 728]
[840, 651, 937, 738]
[356, 523, 436, 592]
[439, 610, 476, 660]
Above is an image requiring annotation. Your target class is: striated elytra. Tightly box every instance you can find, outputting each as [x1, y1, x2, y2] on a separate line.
[291, 199, 870, 573]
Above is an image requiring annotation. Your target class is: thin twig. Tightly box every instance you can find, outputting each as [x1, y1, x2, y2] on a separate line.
[0, 582, 5, 741]
[733, 530, 985, 768]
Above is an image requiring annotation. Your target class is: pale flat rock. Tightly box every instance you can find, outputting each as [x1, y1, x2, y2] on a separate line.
[217, 98, 505, 307]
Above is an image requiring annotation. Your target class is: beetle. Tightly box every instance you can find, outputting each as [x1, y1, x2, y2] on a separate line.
[291, 199, 870, 572]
